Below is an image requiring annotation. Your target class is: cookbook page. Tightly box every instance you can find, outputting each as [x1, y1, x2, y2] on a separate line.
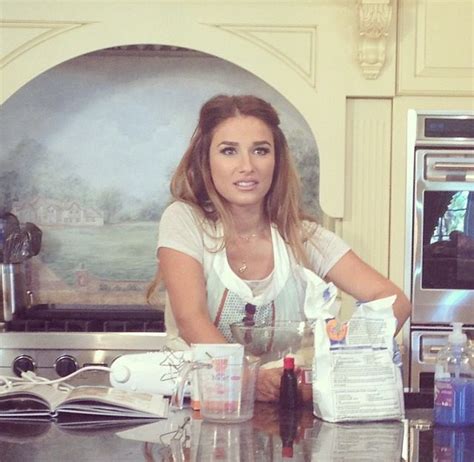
[58, 386, 169, 418]
[0, 384, 68, 417]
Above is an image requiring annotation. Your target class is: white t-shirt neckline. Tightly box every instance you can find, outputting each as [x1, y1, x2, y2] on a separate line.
[213, 225, 291, 306]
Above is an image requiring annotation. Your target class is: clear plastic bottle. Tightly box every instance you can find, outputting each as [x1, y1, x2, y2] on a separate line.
[434, 323, 474, 427]
[433, 426, 474, 462]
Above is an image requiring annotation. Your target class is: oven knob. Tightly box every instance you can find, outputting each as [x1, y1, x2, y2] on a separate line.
[13, 355, 36, 377]
[55, 355, 79, 377]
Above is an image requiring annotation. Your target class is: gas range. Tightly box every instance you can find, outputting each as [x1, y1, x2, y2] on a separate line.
[0, 304, 169, 386]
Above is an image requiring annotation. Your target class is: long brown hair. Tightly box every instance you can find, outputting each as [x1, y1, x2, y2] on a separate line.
[147, 94, 316, 302]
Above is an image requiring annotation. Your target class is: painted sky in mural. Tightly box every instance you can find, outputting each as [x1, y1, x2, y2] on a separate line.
[1, 51, 319, 218]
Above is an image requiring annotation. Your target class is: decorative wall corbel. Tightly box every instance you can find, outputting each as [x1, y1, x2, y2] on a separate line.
[357, 0, 392, 79]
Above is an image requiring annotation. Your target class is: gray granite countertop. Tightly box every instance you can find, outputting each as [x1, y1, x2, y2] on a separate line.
[0, 401, 471, 461]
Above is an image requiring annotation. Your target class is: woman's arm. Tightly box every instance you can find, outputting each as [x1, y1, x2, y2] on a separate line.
[158, 247, 227, 344]
[325, 250, 411, 334]
[160, 246, 284, 401]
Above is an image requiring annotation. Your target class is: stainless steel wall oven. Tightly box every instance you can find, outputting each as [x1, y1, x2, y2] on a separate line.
[405, 111, 474, 391]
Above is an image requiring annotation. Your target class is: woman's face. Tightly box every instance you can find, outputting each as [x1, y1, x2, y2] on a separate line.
[209, 115, 275, 211]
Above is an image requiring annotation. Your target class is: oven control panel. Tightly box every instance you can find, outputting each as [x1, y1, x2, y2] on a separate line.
[0, 349, 113, 385]
[0, 331, 170, 386]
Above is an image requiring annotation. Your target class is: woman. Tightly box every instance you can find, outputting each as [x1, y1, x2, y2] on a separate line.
[150, 94, 411, 402]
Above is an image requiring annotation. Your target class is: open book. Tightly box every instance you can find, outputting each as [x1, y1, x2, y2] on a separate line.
[0, 384, 169, 420]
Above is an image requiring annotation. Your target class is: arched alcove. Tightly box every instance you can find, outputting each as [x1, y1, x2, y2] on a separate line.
[0, 44, 321, 306]
[1, 12, 348, 218]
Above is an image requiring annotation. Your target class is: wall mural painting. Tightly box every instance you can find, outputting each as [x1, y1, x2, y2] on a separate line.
[0, 45, 321, 308]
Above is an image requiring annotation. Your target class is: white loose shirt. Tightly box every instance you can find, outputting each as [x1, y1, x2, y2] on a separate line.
[157, 201, 350, 341]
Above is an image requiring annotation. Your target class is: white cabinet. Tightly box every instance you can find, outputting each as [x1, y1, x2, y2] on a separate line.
[397, 0, 474, 96]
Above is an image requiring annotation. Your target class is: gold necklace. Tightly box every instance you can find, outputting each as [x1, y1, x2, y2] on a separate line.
[238, 232, 258, 242]
[236, 229, 263, 274]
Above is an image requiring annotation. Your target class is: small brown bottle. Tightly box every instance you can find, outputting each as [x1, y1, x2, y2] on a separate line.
[279, 405, 298, 458]
[279, 356, 298, 409]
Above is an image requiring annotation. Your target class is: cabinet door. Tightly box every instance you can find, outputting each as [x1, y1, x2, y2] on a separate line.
[398, 0, 474, 96]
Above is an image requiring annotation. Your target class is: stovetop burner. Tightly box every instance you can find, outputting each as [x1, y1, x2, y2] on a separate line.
[5, 304, 165, 333]
[0, 304, 169, 384]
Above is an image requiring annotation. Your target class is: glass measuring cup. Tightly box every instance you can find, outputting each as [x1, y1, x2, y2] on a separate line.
[171, 356, 260, 423]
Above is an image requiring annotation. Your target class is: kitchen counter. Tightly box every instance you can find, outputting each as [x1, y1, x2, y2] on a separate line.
[1, 397, 471, 461]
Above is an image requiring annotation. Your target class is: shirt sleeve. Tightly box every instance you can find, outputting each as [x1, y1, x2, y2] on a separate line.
[304, 223, 351, 278]
[157, 201, 204, 264]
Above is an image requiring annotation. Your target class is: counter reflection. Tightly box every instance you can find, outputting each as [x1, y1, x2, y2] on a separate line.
[175, 404, 405, 461]
[9, 405, 474, 461]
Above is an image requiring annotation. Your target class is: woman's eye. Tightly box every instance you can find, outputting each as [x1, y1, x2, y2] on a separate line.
[254, 147, 270, 156]
[220, 147, 236, 155]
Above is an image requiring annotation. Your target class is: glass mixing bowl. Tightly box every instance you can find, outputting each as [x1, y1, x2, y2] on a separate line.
[229, 320, 314, 366]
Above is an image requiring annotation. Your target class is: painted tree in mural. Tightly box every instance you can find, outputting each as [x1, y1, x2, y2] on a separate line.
[97, 187, 123, 224]
[0, 138, 164, 223]
[0, 138, 94, 209]
[0, 138, 45, 213]
[287, 131, 322, 220]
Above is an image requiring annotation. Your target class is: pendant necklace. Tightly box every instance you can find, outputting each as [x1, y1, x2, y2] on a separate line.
[237, 231, 260, 274]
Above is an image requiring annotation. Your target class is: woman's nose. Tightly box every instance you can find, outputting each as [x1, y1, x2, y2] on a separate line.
[238, 152, 254, 172]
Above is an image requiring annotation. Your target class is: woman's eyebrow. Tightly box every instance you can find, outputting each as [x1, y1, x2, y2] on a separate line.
[217, 140, 272, 147]
[217, 141, 238, 146]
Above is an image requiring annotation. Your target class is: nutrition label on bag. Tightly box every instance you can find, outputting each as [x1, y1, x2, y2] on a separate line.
[309, 292, 403, 422]
[344, 318, 387, 345]
[329, 347, 402, 420]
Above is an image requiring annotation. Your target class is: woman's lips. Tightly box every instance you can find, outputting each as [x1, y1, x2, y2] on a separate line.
[234, 180, 258, 190]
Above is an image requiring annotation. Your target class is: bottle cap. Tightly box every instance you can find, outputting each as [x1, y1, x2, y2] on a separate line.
[283, 356, 295, 370]
[449, 322, 467, 345]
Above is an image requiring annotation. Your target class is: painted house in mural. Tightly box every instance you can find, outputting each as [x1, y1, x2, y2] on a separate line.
[13, 197, 104, 226]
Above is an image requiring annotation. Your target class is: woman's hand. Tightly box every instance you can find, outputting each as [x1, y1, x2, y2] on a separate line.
[256, 367, 282, 402]
[326, 250, 412, 334]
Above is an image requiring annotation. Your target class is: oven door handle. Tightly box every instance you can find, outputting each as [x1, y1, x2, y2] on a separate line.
[433, 162, 474, 171]
[429, 346, 443, 354]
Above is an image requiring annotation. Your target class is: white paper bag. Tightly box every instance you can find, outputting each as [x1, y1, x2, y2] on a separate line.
[304, 279, 405, 422]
